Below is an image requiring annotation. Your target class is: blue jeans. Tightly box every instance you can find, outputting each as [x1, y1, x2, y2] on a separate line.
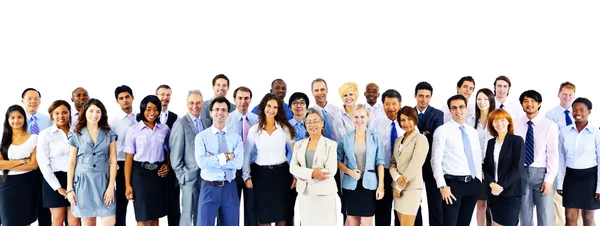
[520, 167, 554, 226]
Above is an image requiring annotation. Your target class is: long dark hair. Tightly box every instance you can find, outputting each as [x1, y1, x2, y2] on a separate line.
[74, 98, 111, 134]
[257, 93, 296, 139]
[474, 88, 495, 129]
[1, 105, 28, 181]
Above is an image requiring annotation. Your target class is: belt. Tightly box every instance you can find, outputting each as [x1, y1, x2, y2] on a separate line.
[257, 162, 287, 169]
[444, 174, 473, 183]
[140, 162, 160, 171]
[204, 180, 230, 187]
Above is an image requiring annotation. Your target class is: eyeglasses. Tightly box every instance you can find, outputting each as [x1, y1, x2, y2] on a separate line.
[292, 101, 306, 106]
[211, 108, 228, 112]
[450, 105, 467, 111]
[305, 119, 321, 125]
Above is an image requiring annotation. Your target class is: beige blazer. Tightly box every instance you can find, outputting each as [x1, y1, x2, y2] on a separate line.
[389, 131, 429, 190]
[290, 136, 338, 196]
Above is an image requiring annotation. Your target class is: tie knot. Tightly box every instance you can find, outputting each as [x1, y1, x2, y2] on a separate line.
[419, 112, 423, 116]
[219, 131, 225, 136]
[32, 115, 37, 121]
[564, 109, 570, 114]
[527, 120, 533, 125]
[459, 125, 465, 131]
[242, 115, 247, 120]
[391, 121, 396, 127]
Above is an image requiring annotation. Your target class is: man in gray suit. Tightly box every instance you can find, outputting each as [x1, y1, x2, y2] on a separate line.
[169, 90, 207, 226]
[200, 74, 236, 128]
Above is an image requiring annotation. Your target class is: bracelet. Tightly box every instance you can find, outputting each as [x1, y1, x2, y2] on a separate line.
[66, 190, 74, 194]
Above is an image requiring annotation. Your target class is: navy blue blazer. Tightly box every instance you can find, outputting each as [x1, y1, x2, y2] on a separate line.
[414, 106, 444, 171]
[483, 133, 525, 197]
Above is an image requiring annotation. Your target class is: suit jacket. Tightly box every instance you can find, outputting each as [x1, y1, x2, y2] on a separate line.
[169, 114, 206, 185]
[200, 99, 236, 129]
[290, 136, 338, 196]
[483, 133, 525, 197]
[390, 131, 429, 190]
[166, 111, 178, 129]
[415, 106, 443, 174]
[337, 130, 385, 190]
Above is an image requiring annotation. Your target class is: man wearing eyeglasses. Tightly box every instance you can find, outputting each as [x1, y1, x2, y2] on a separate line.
[288, 92, 310, 141]
[251, 78, 293, 120]
[442, 76, 477, 127]
[431, 94, 483, 226]
[225, 86, 260, 226]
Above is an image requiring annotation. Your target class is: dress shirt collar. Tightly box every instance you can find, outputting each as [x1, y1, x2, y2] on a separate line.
[135, 121, 164, 131]
[566, 123, 596, 134]
[449, 118, 467, 128]
[416, 106, 428, 115]
[116, 110, 136, 120]
[187, 113, 200, 121]
[211, 126, 229, 135]
[521, 113, 542, 126]
[290, 118, 304, 125]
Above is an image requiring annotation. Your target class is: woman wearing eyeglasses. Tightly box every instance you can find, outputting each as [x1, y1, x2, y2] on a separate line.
[124, 95, 171, 225]
[243, 93, 296, 226]
[337, 104, 385, 226]
[290, 108, 338, 225]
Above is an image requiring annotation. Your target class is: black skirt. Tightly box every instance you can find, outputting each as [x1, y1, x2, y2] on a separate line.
[488, 194, 521, 225]
[0, 171, 39, 226]
[131, 161, 167, 221]
[343, 178, 376, 217]
[563, 166, 600, 210]
[251, 162, 293, 224]
[42, 171, 70, 208]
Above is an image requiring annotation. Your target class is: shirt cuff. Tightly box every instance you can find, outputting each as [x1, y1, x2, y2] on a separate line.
[217, 154, 227, 166]
[393, 174, 401, 182]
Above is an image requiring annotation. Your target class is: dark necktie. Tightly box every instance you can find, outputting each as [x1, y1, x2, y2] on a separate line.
[564, 109, 573, 126]
[418, 112, 424, 123]
[322, 109, 332, 139]
[391, 121, 398, 151]
[500, 103, 504, 109]
[525, 121, 535, 166]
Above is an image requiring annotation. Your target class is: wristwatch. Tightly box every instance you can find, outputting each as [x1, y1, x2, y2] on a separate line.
[23, 159, 28, 164]
[438, 185, 446, 190]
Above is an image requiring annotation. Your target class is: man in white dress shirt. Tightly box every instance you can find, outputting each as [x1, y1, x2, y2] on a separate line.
[442, 76, 476, 127]
[515, 90, 559, 226]
[364, 83, 385, 121]
[493, 75, 523, 119]
[368, 89, 403, 226]
[108, 85, 136, 226]
[431, 94, 482, 226]
[70, 87, 89, 128]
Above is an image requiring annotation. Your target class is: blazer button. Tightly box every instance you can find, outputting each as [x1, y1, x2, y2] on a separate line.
[93, 164, 96, 167]
[92, 153, 96, 156]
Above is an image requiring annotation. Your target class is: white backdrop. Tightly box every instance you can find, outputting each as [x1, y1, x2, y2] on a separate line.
[1, 1, 599, 225]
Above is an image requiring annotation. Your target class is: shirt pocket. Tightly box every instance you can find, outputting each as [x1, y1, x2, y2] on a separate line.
[135, 136, 149, 151]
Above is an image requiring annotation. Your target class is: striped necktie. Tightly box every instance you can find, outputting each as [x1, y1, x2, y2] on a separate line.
[30, 115, 40, 135]
[524, 121, 535, 166]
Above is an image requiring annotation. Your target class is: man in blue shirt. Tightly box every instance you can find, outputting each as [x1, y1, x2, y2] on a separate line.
[288, 92, 309, 141]
[251, 78, 293, 119]
[195, 97, 244, 226]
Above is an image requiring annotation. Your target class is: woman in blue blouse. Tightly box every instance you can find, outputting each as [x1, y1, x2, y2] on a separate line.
[337, 104, 385, 226]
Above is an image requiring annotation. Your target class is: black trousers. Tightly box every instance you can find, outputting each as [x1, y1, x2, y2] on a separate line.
[165, 165, 181, 226]
[115, 161, 129, 226]
[286, 188, 297, 226]
[415, 164, 444, 226]
[375, 170, 397, 226]
[335, 172, 346, 223]
[36, 169, 51, 226]
[442, 177, 481, 226]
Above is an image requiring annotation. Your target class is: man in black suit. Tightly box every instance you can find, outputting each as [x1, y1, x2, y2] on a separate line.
[156, 84, 180, 226]
[413, 82, 444, 226]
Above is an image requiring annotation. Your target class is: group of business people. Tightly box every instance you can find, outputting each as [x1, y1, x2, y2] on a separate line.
[0, 74, 599, 226]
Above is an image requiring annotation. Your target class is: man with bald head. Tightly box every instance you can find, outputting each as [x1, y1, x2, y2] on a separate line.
[364, 82, 385, 121]
[70, 87, 89, 128]
[251, 78, 293, 119]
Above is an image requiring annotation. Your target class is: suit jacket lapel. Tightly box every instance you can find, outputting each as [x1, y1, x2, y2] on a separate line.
[298, 140, 308, 167]
[312, 137, 327, 167]
[184, 115, 197, 134]
[398, 131, 417, 157]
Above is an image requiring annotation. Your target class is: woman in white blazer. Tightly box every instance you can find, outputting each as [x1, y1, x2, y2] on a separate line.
[290, 108, 338, 226]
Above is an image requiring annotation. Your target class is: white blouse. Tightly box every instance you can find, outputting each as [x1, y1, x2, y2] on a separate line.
[36, 126, 70, 190]
[246, 123, 294, 166]
[493, 141, 502, 182]
[8, 134, 38, 175]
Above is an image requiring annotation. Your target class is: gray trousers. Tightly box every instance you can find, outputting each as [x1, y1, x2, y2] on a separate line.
[520, 167, 554, 226]
[180, 170, 201, 226]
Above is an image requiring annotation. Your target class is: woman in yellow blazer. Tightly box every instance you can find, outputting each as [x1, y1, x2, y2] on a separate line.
[290, 108, 338, 226]
[390, 106, 429, 226]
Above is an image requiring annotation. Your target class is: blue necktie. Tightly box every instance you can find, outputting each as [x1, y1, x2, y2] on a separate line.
[525, 121, 535, 166]
[500, 103, 504, 109]
[322, 109, 333, 139]
[194, 118, 201, 133]
[418, 112, 423, 123]
[30, 115, 40, 135]
[564, 109, 573, 126]
[218, 131, 234, 181]
[459, 126, 477, 178]
[390, 122, 398, 152]
[294, 121, 305, 141]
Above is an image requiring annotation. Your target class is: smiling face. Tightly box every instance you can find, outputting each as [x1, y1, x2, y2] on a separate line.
[264, 99, 279, 120]
[572, 102, 590, 124]
[415, 89, 432, 111]
[312, 81, 328, 106]
[271, 80, 287, 100]
[352, 108, 369, 129]
[213, 78, 229, 98]
[143, 102, 159, 124]
[156, 88, 172, 109]
[521, 96, 540, 116]
[476, 92, 490, 111]
[399, 113, 415, 133]
[383, 96, 400, 121]
[492, 117, 509, 135]
[364, 83, 379, 106]
[305, 112, 323, 136]
[8, 110, 25, 130]
[290, 98, 307, 118]
[558, 87, 575, 107]
[85, 104, 102, 125]
[494, 80, 510, 98]
[449, 99, 467, 123]
[210, 102, 230, 124]
[187, 93, 203, 118]
[342, 91, 357, 107]
[52, 105, 70, 129]
[235, 90, 252, 113]
[71, 88, 89, 111]
[457, 81, 475, 100]
[22, 90, 41, 114]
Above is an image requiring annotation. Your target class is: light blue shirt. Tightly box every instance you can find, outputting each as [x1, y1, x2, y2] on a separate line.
[109, 111, 137, 161]
[226, 110, 259, 137]
[289, 118, 307, 141]
[545, 105, 575, 131]
[195, 127, 244, 182]
[337, 130, 385, 190]
[252, 103, 293, 120]
[368, 116, 405, 168]
[26, 112, 51, 133]
[557, 124, 600, 192]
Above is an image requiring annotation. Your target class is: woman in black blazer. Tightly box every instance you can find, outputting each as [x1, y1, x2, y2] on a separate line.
[483, 109, 525, 226]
